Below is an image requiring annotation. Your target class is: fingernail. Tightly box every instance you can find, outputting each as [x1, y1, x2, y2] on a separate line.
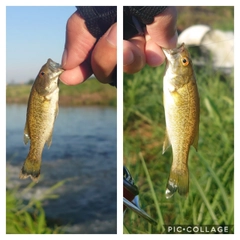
[61, 49, 67, 67]
[123, 47, 134, 66]
[106, 26, 117, 47]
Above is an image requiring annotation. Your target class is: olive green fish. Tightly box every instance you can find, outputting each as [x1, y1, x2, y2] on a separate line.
[19, 59, 64, 182]
[162, 43, 200, 198]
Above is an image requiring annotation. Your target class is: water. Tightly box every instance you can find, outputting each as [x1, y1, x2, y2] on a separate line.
[6, 104, 117, 234]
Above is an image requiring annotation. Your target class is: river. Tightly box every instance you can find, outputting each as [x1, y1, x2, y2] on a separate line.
[6, 104, 117, 234]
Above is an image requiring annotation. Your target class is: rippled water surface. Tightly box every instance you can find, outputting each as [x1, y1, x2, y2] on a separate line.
[6, 104, 117, 234]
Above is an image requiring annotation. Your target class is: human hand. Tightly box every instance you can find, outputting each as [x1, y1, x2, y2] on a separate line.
[123, 6, 178, 74]
[60, 11, 117, 85]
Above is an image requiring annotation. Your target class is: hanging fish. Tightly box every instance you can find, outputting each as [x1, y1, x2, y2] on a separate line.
[19, 59, 64, 182]
[162, 43, 200, 198]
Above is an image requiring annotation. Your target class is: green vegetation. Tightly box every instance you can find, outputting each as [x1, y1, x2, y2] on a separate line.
[6, 78, 116, 107]
[6, 178, 71, 234]
[58, 79, 116, 106]
[176, 6, 234, 31]
[123, 56, 234, 233]
[6, 84, 32, 103]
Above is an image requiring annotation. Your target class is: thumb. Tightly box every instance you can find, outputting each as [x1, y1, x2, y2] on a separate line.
[146, 7, 178, 49]
[61, 11, 97, 70]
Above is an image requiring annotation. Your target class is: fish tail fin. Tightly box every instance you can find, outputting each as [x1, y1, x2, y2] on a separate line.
[19, 157, 41, 183]
[165, 167, 189, 199]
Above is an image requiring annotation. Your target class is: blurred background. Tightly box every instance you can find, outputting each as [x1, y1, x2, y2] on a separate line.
[6, 6, 117, 234]
[123, 6, 234, 233]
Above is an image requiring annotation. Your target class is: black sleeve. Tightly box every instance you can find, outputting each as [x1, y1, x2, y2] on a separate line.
[76, 6, 117, 39]
[75, 6, 117, 87]
[123, 6, 168, 40]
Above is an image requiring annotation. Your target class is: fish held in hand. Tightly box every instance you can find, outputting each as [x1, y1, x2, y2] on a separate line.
[19, 59, 64, 182]
[162, 43, 200, 198]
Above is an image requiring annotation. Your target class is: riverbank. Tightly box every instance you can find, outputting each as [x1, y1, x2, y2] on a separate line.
[6, 78, 116, 107]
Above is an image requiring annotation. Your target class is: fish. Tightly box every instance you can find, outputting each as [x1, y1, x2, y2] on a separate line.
[162, 43, 200, 199]
[19, 59, 64, 182]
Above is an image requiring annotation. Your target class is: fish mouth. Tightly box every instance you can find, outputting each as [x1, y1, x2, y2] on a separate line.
[47, 58, 64, 74]
[162, 43, 185, 55]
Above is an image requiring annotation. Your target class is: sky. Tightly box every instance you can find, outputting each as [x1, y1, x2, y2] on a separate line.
[6, 6, 76, 83]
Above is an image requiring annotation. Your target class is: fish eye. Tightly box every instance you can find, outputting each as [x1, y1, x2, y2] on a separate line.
[182, 57, 189, 66]
[39, 72, 45, 77]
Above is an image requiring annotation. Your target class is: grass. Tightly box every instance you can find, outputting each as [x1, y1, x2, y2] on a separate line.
[6, 177, 72, 234]
[176, 6, 234, 32]
[58, 79, 116, 106]
[123, 47, 234, 233]
[6, 77, 116, 107]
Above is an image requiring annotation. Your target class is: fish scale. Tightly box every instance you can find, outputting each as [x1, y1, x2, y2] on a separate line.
[19, 58, 64, 182]
[162, 43, 200, 199]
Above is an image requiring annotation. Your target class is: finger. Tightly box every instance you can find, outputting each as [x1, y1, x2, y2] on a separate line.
[146, 6, 178, 49]
[61, 11, 96, 70]
[59, 60, 93, 85]
[91, 23, 117, 83]
[123, 35, 146, 74]
[145, 37, 166, 66]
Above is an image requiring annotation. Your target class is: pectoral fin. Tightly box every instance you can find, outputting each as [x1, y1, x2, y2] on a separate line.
[170, 90, 183, 106]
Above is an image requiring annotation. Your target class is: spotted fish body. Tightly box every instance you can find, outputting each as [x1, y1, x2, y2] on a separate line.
[19, 59, 64, 182]
[162, 43, 200, 198]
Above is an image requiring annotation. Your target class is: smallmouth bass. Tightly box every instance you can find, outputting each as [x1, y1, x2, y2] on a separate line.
[162, 43, 200, 198]
[19, 59, 64, 182]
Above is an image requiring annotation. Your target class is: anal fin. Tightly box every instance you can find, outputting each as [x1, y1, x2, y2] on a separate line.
[162, 130, 171, 154]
